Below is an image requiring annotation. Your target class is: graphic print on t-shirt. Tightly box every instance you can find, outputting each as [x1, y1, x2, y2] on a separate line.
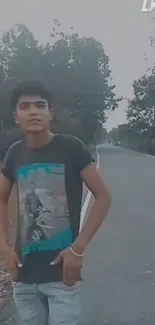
[17, 163, 72, 257]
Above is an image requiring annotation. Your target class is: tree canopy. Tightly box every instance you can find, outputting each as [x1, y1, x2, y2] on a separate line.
[109, 123, 130, 146]
[109, 67, 155, 154]
[0, 22, 120, 152]
[125, 73, 155, 152]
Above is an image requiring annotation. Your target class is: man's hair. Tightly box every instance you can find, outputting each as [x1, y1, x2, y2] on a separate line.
[10, 80, 52, 109]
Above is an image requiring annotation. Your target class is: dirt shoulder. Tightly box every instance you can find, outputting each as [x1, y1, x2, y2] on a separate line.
[0, 187, 17, 311]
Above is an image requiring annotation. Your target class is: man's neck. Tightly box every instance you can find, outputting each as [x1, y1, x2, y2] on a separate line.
[26, 131, 54, 149]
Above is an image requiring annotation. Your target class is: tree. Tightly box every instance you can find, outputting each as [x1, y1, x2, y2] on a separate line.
[126, 73, 155, 153]
[127, 75, 155, 128]
[0, 22, 120, 153]
[109, 124, 130, 146]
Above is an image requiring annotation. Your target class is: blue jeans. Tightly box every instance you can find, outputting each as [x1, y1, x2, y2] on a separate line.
[13, 281, 82, 325]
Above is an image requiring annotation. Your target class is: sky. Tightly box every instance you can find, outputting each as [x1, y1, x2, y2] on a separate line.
[0, 0, 154, 130]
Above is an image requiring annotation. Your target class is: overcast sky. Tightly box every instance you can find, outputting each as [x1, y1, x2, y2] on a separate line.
[0, 0, 154, 130]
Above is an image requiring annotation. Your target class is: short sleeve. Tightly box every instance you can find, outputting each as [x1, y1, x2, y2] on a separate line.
[1, 147, 15, 183]
[70, 137, 95, 172]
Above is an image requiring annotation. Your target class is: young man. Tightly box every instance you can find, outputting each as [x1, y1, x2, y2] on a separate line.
[0, 81, 111, 325]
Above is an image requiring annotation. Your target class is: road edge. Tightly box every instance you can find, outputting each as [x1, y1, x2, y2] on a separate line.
[119, 146, 155, 159]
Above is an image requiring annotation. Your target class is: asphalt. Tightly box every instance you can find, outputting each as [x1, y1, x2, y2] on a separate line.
[81, 144, 155, 325]
[1, 145, 155, 324]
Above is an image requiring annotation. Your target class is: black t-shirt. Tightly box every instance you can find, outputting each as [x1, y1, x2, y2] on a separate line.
[2, 135, 94, 284]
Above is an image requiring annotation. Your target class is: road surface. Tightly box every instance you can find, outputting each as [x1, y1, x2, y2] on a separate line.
[1, 145, 155, 324]
[81, 144, 155, 325]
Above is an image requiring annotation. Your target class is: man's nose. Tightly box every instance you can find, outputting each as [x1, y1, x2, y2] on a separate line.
[28, 104, 38, 114]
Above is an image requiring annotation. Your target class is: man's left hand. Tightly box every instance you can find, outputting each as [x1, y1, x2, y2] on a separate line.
[50, 248, 84, 286]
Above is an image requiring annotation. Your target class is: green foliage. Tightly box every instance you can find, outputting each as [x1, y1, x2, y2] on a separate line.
[0, 22, 119, 151]
[109, 124, 130, 146]
[116, 72, 155, 154]
[127, 74, 155, 130]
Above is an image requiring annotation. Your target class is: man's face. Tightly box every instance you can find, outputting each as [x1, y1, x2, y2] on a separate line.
[30, 182, 36, 192]
[15, 94, 52, 133]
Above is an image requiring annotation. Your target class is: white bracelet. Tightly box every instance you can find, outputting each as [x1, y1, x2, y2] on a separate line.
[69, 246, 84, 257]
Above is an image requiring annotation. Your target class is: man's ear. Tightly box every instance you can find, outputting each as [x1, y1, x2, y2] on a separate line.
[49, 108, 54, 121]
[13, 111, 19, 124]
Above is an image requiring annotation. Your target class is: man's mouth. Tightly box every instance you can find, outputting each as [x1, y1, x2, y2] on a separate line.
[28, 119, 41, 123]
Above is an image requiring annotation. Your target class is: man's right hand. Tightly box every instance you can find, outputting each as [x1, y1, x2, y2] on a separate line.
[1, 245, 22, 281]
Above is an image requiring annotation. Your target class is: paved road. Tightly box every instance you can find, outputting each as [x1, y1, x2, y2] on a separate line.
[1, 145, 155, 324]
[81, 145, 155, 325]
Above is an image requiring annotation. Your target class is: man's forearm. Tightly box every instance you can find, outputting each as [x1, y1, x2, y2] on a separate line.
[0, 202, 9, 253]
[72, 192, 111, 254]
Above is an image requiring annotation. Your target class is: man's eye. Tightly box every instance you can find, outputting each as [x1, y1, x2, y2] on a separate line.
[19, 104, 29, 110]
[37, 103, 46, 109]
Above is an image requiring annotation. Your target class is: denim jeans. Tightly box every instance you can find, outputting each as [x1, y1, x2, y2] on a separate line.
[13, 281, 82, 325]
